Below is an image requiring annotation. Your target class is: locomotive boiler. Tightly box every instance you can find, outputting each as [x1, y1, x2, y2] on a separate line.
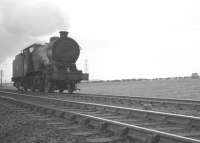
[12, 31, 89, 93]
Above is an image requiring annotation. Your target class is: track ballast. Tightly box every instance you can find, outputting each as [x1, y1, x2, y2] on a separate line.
[0, 90, 199, 143]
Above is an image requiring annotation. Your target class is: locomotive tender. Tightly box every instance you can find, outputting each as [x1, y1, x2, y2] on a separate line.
[12, 31, 88, 93]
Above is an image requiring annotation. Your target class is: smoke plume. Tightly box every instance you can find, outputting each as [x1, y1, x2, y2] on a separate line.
[0, 0, 68, 63]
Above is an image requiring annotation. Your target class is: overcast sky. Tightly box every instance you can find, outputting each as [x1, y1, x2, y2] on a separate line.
[1, 0, 200, 82]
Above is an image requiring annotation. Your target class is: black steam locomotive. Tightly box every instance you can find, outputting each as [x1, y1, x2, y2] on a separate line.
[12, 31, 88, 93]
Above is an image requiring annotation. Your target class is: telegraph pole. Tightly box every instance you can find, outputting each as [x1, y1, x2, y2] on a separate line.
[84, 59, 88, 73]
[0, 70, 3, 87]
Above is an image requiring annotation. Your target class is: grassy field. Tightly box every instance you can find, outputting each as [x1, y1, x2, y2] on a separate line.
[4, 78, 200, 100]
[78, 78, 200, 100]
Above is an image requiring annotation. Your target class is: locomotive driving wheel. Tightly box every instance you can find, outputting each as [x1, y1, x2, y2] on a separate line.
[30, 79, 36, 92]
[39, 78, 45, 92]
[68, 82, 75, 94]
[59, 89, 64, 93]
[44, 78, 52, 93]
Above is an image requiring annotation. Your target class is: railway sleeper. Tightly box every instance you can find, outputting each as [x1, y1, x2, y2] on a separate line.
[127, 129, 160, 143]
[53, 109, 65, 117]
[117, 118, 142, 123]
[56, 126, 80, 130]
[36, 118, 54, 121]
[87, 120, 108, 131]
[103, 115, 126, 120]
[105, 107, 118, 113]
[66, 118, 105, 137]
[189, 120, 200, 129]
[46, 121, 65, 126]
[179, 131, 200, 138]
[194, 105, 200, 111]
[40, 107, 51, 113]
[166, 116, 191, 126]
[115, 99, 124, 105]
[82, 110, 104, 115]
[121, 99, 134, 106]
[178, 104, 195, 110]
[96, 113, 116, 118]
[129, 111, 148, 119]
[117, 109, 131, 115]
[86, 126, 129, 143]
[152, 125, 184, 132]
[78, 107, 99, 113]
[57, 112, 133, 142]
[86, 125, 160, 143]
[147, 113, 167, 122]
[134, 121, 164, 127]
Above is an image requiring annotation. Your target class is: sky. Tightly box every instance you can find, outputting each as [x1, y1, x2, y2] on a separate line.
[0, 0, 200, 82]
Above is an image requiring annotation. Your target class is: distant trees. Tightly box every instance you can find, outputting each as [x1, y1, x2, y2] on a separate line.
[191, 73, 199, 79]
[83, 73, 200, 83]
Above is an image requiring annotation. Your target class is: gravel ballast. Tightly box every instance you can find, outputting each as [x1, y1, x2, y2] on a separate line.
[0, 103, 79, 143]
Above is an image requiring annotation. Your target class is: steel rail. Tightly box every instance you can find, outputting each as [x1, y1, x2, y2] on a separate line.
[1, 89, 200, 117]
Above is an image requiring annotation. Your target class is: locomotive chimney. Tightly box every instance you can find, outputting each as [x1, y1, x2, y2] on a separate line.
[59, 31, 68, 38]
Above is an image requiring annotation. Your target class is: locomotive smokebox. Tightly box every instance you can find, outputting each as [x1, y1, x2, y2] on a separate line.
[51, 31, 80, 64]
[59, 31, 68, 38]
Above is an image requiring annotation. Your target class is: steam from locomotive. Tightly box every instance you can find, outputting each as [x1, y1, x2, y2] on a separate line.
[12, 31, 89, 93]
[0, 0, 68, 63]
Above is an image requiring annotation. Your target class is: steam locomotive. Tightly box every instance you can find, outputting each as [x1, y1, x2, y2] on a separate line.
[12, 31, 88, 93]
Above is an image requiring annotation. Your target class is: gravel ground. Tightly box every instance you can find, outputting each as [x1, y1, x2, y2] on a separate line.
[0, 103, 79, 143]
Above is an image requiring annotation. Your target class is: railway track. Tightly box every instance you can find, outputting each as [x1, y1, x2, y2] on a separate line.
[64, 93, 200, 117]
[1, 88, 200, 117]
[53, 93, 200, 117]
[0, 90, 200, 143]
